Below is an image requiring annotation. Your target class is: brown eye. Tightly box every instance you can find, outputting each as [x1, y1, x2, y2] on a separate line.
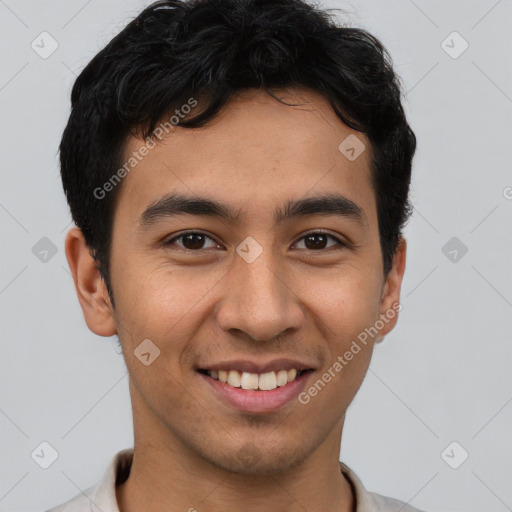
[293, 232, 344, 251]
[166, 232, 219, 250]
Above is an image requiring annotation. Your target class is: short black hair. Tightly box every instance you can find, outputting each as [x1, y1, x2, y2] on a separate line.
[60, 0, 416, 303]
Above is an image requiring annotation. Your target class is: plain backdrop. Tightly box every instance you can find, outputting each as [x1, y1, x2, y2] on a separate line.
[1, 1, 511, 511]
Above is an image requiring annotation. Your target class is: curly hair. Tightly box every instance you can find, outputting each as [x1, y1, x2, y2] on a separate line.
[60, 0, 416, 303]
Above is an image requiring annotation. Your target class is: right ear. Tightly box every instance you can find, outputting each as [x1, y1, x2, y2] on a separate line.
[65, 227, 117, 337]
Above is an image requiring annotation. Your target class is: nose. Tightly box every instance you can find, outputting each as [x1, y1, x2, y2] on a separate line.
[215, 250, 304, 342]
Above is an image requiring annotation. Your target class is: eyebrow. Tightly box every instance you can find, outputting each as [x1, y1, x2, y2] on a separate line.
[138, 192, 368, 229]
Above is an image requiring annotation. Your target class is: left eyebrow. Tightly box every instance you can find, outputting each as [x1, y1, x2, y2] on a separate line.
[274, 193, 368, 228]
[138, 192, 369, 230]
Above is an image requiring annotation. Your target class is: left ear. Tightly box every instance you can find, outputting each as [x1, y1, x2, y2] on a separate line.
[376, 237, 407, 342]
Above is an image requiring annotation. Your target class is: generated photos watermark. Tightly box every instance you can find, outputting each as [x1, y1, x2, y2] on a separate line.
[93, 97, 198, 200]
[298, 302, 402, 405]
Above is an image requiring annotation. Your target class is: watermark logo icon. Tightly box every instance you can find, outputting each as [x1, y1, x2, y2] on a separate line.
[134, 339, 161, 366]
[31, 32, 59, 59]
[442, 237, 468, 263]
[31, 441, 59, 469]
[338, 134, 365, 161]
[32, 237, 58, 263]
[236, 236, 263, 263]
[441, 31, 469, 59]
[441, 441, 469, 469]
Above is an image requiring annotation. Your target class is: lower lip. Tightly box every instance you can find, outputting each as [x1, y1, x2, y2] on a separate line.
[198, 371, 313, 413]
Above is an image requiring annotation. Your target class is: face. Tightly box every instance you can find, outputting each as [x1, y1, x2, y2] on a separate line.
[69, 87, 406, 475]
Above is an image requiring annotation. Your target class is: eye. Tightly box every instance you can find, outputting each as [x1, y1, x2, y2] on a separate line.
[165, 231, 220, 251]
[293, 231, 345, 251]
[164, 230, 346, 252]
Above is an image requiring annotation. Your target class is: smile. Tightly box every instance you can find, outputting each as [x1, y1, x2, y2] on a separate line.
[197, 367, 314, 413]
[198, 368, 309, 391]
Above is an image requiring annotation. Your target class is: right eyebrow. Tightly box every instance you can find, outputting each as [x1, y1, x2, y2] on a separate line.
[139, 193, 242, 228]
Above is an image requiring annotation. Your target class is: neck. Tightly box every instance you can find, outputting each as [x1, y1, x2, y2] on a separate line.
[116, 384, 355, 512]
[117, 436, 354, 512]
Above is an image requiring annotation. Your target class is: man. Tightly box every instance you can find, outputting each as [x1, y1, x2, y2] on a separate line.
[47, 0, 421, 510]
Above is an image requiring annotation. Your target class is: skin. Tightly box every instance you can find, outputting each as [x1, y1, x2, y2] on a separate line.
[66, 87, 406, 512]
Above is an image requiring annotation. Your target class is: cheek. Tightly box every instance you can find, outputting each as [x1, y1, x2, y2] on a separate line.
[111, 261, 225, 354]
[296, 334, 373, 429]
[299, 290, 377, 416]
[305, 267, 382, 333]
[303, 270, 381, 387]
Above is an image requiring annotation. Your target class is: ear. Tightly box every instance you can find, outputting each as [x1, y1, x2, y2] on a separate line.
[65, 227, 117, 337]
[376, 237, 407, 343]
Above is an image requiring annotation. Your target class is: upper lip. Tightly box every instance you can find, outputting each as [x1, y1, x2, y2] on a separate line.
[197, 358, 316, 374]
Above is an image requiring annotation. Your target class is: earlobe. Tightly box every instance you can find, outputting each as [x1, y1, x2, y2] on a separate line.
[376, 237, 407, 342]
[65, 227, 117, 337]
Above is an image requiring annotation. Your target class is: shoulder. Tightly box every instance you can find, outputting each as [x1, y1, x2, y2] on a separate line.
[368, 490, 426, 512]
[339, 460, 427, 512]
[41, 448, 133, 512]
[42, 485, 96, 512]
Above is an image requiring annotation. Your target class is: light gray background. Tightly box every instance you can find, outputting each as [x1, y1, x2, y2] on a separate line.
[1, 1, 511, 511]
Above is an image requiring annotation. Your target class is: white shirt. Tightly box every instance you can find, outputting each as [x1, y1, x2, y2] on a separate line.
[44, 448, 425, 512]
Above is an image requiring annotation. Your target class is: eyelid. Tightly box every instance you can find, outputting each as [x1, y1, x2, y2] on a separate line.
[165, 229, 347, 251]
[165, 230, 220, 248]
[292, 229, 346, 249]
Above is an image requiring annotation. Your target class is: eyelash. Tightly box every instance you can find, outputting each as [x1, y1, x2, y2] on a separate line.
[165, 230, 346, 252]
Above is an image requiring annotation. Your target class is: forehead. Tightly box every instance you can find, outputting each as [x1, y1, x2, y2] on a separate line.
[116, 88, 375, 226]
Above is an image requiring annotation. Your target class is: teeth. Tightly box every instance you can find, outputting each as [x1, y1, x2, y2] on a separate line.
[206, 368, 304, 391]
[240, 372, 259, 390]
[227, 370, 241, 388]
[258, 371, 277, 390]
[276, 369, 288, 386]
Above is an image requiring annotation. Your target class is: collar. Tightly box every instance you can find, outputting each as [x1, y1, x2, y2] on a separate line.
[86, 448, 421, 512]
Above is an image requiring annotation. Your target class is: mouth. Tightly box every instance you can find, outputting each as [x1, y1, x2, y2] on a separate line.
[196, 368, 312, 391]
[196, 367, 315, 413]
